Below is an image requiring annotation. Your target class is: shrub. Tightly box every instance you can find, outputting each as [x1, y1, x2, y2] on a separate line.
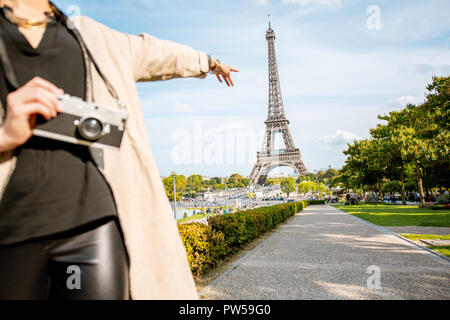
[427, 204, 450, 210]
[309, 200, 326, 205]
[207, 214, 249, 252]
[178, 223, 229, 275]
[437, 194, 450, 204]
[208, 202, 306, 254]
[179, 201, 311, 274]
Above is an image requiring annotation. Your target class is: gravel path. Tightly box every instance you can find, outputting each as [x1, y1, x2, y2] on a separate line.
[201, 205, 450, 300]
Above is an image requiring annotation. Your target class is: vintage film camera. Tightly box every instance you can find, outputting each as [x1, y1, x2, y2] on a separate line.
[33, 94, 128, 149]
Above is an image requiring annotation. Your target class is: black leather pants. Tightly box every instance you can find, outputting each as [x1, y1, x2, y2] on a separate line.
[0, 219, 130, 300]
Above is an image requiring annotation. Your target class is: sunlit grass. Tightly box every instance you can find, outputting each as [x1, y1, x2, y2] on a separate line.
[400, 234, 450, 241]
[399, 234, 450, 257]
[177, 213, 210, 224]
[334, 204, 450, 227]
[429, 246, 450, 257]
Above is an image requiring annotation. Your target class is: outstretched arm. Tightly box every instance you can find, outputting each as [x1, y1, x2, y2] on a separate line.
[126, 31, 238, 85]
[74, 16, 238, 85]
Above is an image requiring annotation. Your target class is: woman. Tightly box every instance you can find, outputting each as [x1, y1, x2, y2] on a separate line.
[0, 0, 238, 299]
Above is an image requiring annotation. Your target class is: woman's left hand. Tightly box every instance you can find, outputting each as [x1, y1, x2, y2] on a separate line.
[212, 60, 239, 87]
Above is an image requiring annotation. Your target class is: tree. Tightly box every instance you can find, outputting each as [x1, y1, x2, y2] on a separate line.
[298, 181, 312, 194]
[227, 173, 250, 188]
[365, 139, 389, 201]
[229, 173, 243, 182]
[338, 76, 449, 205]
[266, 177, 282, 186]
[323, 168, 339, 187]
[421, 76, 450, 191]
[378, 104, 444, 205]
[211, 177, 222, 184]
[318, 182, 327, 200]
[280, 177, 296, 198]
[187, 174, 203, 187]
[163, 174, 186, 201]
[340, 140, 378, 193]
[371, 112, 414, 205]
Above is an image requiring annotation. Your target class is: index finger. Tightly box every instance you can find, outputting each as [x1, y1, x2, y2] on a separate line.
[228, 75, 235, 87]
[26, 76, 64, 96]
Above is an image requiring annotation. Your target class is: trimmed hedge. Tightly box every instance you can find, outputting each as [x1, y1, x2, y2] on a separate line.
[207, 201, 308, 252]
[310, 200, 326, 205]
[178, 223, 230, 275]
[178, 201, 311, 275]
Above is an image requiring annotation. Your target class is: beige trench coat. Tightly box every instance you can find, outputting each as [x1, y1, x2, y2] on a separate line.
[0, 15, 208, 299]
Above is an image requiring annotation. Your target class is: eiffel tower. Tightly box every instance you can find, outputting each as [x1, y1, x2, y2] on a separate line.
[249, 19, 307, 186]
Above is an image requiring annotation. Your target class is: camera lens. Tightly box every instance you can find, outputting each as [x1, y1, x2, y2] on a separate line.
[78, 117, 103, 140]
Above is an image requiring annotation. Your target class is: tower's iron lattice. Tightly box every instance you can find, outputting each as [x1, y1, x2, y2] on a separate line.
[249, 21, 307, 186]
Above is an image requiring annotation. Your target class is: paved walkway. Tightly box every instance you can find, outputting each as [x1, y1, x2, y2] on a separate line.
[201, 205, 450, 300]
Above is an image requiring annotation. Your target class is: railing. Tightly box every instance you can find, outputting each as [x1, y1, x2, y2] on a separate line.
[257, 148, 299, 157]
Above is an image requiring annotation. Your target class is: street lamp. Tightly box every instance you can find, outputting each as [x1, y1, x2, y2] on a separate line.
[172, 171, 177, 220]
[223, 177, 228, 213]
[225, 180, 228, 211]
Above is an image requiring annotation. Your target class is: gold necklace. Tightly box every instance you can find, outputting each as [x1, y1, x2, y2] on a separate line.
[0, 1, 55, 30]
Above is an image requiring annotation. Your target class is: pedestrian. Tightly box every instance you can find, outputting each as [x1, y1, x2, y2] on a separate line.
[0, 0, 237, 299]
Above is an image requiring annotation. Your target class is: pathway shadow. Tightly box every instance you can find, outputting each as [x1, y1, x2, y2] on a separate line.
[206, 206, 450, 300]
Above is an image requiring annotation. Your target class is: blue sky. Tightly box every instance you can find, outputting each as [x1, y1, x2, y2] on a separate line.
[53, 0, 450, 177]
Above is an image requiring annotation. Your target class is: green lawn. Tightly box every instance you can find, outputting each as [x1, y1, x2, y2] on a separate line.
[399, 234, 450, 241]
[334, 204, 450, 227]
[399, 234, 450, 257]
[177, 213, 210, 224]
[429, 246, 450, 257]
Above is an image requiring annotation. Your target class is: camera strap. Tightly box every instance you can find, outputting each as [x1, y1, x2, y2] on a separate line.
[0, 28, 18, 122]
[50, 3, 127, 112]
[79, 31, 127, 111]
[0, 31, 18, 90]
[51, 4, 126, 169]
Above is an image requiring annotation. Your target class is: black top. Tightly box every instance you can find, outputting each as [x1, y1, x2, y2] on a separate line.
[0, 10, 117, 245]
